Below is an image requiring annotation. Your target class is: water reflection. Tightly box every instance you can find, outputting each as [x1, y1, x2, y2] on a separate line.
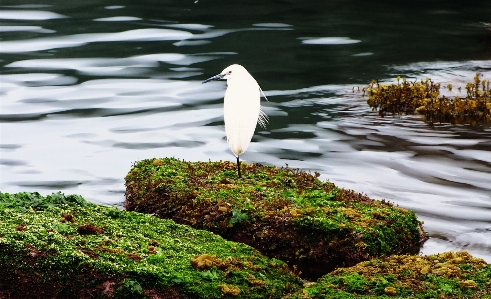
[0, 10, 66, 20]
[94, 16, 142, 22]
[0, 26, 55, 33]
[300, 37, 361, 45]
[0, 1, 490, 263]
[0, 29, 194, 53]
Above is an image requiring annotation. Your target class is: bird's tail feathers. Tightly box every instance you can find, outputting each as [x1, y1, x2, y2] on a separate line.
[258, 108, 268, 129]
[259, 86, 269, 101]
[258, 86, 269, 130]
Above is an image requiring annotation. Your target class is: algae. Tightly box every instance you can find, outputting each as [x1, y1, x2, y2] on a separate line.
[125, 158, 425, 279]
[364, 73, 491, 125]
[0, 192, 302, 298]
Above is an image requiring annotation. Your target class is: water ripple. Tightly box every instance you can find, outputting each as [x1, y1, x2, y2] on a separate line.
[300, 37, 361, 45]
[0, 25, 55, 33]
[0, 28, 193, 53]
[94, 16, 142, 22]
[0, 10, 67, 20]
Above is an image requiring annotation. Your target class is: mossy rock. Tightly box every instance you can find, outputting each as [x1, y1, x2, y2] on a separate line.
[285, 251, 491, 298]
[124, 158, 426, 279]
[0, 192, 303, 298]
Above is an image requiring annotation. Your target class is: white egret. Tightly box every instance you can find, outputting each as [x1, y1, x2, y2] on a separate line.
[202, 64, 268, 178]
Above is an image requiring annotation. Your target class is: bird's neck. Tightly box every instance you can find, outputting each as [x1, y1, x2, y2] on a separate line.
[227, 76, 257, 88]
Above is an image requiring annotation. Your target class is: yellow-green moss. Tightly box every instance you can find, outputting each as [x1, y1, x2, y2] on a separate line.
[285, 251, 491, 298]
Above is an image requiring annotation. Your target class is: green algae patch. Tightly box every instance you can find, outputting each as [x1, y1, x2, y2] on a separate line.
[285, 251, 491, 299]
[364, 73, 491, 125]
[0, 192, 302, 299]
[124, 158, 425, 279]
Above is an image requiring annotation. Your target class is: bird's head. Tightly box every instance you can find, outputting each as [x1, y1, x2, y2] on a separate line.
[202, 64, 247, 84]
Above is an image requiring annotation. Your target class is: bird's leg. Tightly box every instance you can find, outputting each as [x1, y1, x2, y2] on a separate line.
[236, 156, 242, 178]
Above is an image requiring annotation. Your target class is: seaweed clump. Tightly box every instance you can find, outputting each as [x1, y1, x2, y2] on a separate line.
[0, 191, 302, 298]
[364, 73, 491, 124]
[125, 158, 425, 279]
[285, 251, 491, 299]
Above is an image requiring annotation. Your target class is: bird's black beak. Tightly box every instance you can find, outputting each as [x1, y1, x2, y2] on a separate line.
[202, 73, 225, 84]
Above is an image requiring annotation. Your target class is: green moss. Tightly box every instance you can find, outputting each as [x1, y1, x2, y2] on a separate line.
[0, 192, 302, 298]
[285, 252, 491, 299]
[125, 158, 425, 278]
[2, 192, 488, 298]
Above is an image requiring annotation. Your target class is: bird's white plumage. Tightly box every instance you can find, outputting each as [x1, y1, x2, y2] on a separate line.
[202, 64, 268, 177]
[220, 64, 267, 157]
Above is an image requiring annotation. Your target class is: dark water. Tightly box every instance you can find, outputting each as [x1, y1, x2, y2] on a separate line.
[1, 1, 490, 262]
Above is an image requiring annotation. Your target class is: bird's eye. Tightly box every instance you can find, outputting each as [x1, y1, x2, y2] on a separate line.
[228, 71, 232, 74]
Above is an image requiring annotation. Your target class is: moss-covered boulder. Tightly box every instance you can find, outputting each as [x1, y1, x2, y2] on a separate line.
[0, 192, 303, 299]
[124, 158, 426, 279]
[285, 251, 491, 298]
